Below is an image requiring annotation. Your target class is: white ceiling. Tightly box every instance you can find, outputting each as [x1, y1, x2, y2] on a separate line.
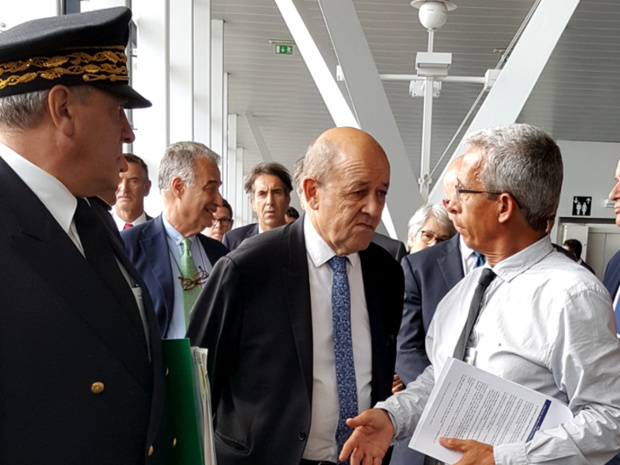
[212, 0, 620, 199]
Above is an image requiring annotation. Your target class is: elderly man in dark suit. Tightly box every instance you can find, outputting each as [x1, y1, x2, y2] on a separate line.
[123, 141, 228, 339]
[187, 127, 404, 465]
[0, 8, 173, 464]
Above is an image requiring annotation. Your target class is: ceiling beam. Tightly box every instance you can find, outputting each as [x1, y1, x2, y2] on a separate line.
[318, 0, 421, 241]
[244, 113, 274, 163]
[428, 0, 581, 203]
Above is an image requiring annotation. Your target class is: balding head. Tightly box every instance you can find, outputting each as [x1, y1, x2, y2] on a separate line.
[303, 127, 390, 256]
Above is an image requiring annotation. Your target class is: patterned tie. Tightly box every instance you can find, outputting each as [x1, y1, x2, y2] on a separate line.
[123, 223, 133, 230]
[473, 251, 485, 268]
[328, 256, 358, 461]
[453, 268, 496, 361]
[180, 238, 201, 329]
[614, 296, 620, 335]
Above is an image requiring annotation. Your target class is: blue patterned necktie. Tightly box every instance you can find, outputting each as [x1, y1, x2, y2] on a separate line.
[328, 255, 358, 461]
[473, 251, 486, 268]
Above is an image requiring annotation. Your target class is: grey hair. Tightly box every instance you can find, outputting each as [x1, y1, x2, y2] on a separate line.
[0, 86, 93, 129]
[464, 123, 562, 232]
[294, 156, 305, 199]
[158, 141, 220, 194]
[303, 136, 339, 185]
[407, 204, 456, 239]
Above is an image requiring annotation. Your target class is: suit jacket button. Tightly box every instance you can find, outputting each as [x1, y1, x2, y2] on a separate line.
[90, 382, 105, 394]
[173, 437, 177, 447]
[298, 432, 307, 441]
[148, 445, 154, 456]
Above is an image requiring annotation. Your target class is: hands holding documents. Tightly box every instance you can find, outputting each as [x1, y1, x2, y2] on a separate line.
[439, 438, 495, 465]
[339, 408, 394, 465]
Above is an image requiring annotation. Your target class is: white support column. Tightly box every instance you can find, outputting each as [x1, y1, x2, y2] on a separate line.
[428, 0, 581, 204]
[193, 0, 211, 144]
[225, 113, 239, 217]
[169, 0, 194, 142]
[210, 19, 225, 156]
[318, 0, 421, 241]
[131, 0, 170, 216]
[243, 113, 274, 163]
[274, 0, 358, 128]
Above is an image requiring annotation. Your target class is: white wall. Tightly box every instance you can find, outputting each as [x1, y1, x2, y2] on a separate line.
[557, 140, 620, 221]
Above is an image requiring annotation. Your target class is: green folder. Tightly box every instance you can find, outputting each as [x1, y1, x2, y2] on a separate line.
[162, 338, 204, 465]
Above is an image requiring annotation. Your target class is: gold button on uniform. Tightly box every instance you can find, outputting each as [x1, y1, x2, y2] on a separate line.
[148, 445, 154, 456]
[90, 382, 105, 394]
[173, 438, 177, 447]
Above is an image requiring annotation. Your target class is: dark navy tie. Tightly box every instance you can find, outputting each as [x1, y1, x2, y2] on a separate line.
[328, 256, 357, 461]
[614, 295, 620, 334]
[453, 268, 496, 361]
[473, 251, 486, 268]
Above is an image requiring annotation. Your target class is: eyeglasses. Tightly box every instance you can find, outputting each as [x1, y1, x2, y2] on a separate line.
[212, 218, 232, 227]
[455, 186, 522, 209]
[419, 230, 449, 245]
[178, 266, 209, 291]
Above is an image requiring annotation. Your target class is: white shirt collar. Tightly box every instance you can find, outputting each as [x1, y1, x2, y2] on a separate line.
[303, 215, 360, 269]
[0, 141, 77, 234]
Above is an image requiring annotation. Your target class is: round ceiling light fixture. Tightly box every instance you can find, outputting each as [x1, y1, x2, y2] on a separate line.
[411, 0, 457, 31]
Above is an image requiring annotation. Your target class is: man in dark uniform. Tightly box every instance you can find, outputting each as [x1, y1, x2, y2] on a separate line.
[0, 8, 173, 464]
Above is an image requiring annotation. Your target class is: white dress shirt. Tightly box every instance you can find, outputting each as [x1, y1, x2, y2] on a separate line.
[377, 235, 620, 464]
[302, 215, 373, 462]
[112, 210, 148, 231]
[163, 216, 213, 339]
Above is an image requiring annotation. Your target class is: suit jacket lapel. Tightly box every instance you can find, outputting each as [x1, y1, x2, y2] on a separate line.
[140, 217, 176, 329]
[438, 234, 464, 288]
[0, 159, 152, 389]
[359, 247, 392, 406]
[281, 218, 313, 405]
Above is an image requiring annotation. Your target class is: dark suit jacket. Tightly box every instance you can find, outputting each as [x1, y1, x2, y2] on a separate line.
[372, 232, 407, 264]
[0, 157, 172, 464]
[187, 217, 404, 465]
[222, 222, 259, 251]
[396, 234, 464, 385]
[122, 215, 229, 338]
[604, 251, 620, 298]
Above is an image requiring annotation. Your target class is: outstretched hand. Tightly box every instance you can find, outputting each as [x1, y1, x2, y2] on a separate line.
[339, 408, 395, 465]
[439, 438, 495, 465]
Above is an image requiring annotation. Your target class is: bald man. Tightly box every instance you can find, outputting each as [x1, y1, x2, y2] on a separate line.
[187, 127, 404, 465]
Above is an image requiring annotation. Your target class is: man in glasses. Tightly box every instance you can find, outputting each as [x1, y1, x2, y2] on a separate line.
[205, 198, 234, 242]
[123, 142, 229, 339]
[392, 156, 478, 465]
[341, 123, 620, 465]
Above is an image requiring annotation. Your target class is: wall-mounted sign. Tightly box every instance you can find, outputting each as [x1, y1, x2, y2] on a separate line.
[275, 44, 293, 55]
[572, 196, 591, 216]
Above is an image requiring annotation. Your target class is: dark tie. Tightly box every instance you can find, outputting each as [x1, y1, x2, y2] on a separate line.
[328, 256, 357, 461]
[473, 251, 485, 268]
[453, 268, 496, 361]
[123, 222, 133, 230]
[74, 198, 143, 333]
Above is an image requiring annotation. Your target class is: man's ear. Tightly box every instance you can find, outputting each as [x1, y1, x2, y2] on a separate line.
[47, 85, 75, 137]
[303, 177, 319, 210]
[170, 176, 185, 199]
[144, 180, 152, 197]
[497, 192, 516, 224]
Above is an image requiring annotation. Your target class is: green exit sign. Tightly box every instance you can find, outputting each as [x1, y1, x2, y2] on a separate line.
[275, 44, 294, 55]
